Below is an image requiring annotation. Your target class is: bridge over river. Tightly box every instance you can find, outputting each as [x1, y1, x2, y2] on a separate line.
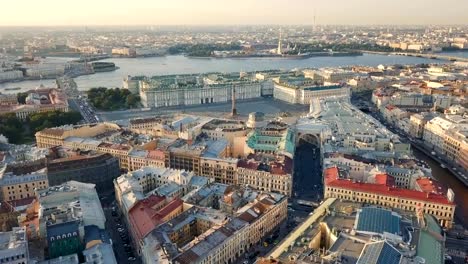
[363, 50, 468, 62]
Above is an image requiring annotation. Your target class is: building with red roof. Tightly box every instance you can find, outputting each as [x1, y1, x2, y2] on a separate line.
[374, 173, 396, 186]
[415, 177, 447, 195]
[127, 195, 183, 249]
[323, 167, 455, 228]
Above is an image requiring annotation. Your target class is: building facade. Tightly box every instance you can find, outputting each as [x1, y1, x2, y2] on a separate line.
[46, 153, 120, 192]
[324, 168, 455, 228]
[138, 73, 262, 108]
[0, 168, 49, 202]
[0, 227, 28, 264]
[273, 81, 349, 104]
[236, 158, 292, 197]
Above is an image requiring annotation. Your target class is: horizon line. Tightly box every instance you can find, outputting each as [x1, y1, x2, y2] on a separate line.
[0, 23, 467, 28]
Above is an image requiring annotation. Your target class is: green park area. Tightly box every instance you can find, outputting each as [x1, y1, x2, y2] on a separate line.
[86, 87, 140, 111]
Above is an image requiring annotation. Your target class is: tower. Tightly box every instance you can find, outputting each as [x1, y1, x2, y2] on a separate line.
[277, 29, 282, 55]
[313, 9, 317, 32]
[231, 86, 237, 116]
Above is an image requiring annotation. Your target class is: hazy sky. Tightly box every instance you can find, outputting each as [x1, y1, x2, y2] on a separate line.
[1, 0, 467, 26]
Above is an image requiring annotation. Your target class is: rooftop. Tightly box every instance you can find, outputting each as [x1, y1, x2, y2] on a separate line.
[324, 167, 453, 205]
[0, 227, 27, 251]
[355, 207, 401, 236]
[357, 240, 402, 264]
[128, 195, 184, 241]
[327, 178, 453, 205]
[37, 254, 79, 264]
[237, 154, 293, 175]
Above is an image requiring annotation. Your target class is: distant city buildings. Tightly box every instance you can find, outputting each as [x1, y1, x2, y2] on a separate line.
[0, 56, 466, 263]
[0, 89, 69, 120]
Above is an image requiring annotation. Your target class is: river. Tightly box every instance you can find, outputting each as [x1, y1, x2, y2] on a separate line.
[0, 53, 436, 92]
[439, 50, 468, 58]
[412, 147, 468, 228]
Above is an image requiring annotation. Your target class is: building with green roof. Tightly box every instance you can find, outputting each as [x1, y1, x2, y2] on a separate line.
[416, 215, 444, 264]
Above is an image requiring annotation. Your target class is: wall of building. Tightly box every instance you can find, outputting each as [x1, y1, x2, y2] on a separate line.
[324, 186, 455, 228]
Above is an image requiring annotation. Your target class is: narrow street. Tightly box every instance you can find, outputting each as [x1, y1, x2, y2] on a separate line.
[293, 138, 322, 202]
[103, 204, 141, 264]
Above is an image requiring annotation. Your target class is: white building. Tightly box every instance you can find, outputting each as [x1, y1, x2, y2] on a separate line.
[0, 71, 23, 82]
[304, 69, 356, 82]
[24, 65, 65, 78]
[423, 116, 456, 153]
[114, 167, 194, 217]
[0, 227, 28, 264]
[36, 181, 106, 239]
[139, 73, 262, 108]
[83, 243, 117, 264]
[273, 80, 349, 104]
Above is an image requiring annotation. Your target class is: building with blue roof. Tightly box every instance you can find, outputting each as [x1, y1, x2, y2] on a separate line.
[357, 240, 402, 264]
[354, 207, 403, 243]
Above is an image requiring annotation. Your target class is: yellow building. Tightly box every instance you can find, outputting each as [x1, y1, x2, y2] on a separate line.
[199, 157, 238, 185]
[238, 194, 288, 247]
[443, 128, 468, 167]
[324, 167, 455, 228]
[0, 168, 49, 202]
[35, 123, 121, 148]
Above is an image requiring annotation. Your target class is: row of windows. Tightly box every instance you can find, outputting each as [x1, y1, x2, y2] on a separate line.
[0, 254, 25, 263]
[6, 181, 46, 190]
[49, 232, 78, 241]
[326, 188, 453, 217]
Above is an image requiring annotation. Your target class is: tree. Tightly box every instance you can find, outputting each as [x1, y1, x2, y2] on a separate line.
[125, 94, 140, 108]
[0, 113, 24, 144]
[86, 87, 139, 110]
[17, 92, 28, 104]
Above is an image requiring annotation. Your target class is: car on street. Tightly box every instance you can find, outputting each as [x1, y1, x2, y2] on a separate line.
[128, 257, 136, 261]
[118, 228, 125, 232]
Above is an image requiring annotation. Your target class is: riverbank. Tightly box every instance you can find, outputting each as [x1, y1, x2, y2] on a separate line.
[361, 50, 468, 62]
[207, 51, 362, 59]
[0, 54, 439, 92]
[365, 110, 468, 228]
[411, 147, 468, 228]
[410, 139, 468, 187]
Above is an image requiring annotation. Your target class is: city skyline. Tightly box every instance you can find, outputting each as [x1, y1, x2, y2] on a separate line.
[1, 0, 467, 26]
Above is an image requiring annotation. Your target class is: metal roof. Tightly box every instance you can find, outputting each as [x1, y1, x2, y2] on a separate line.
[355, 207, 401, 235]
[357, 240, 402, 264]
